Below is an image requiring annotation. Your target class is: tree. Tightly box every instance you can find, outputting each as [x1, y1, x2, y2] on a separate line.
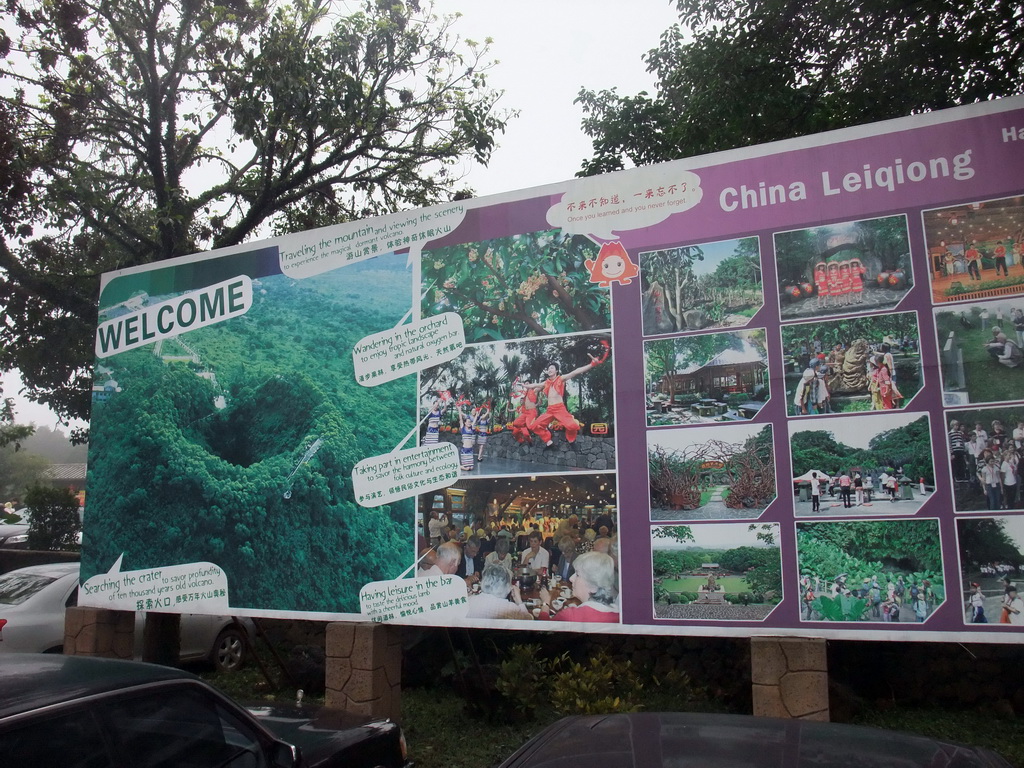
[1, 386, 33, 449]
[0, 0, 509, 428]
[576, 0, 1024, 174]
[25, 484, 80, 551]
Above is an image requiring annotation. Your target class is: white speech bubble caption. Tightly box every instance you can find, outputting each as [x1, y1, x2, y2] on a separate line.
[79, 554, 231, 613]
[279, 203, 469, 279]
[352, 312, 465, 388]
[352, 443, 460, 508]
[359, 575, 469, 622]
[547, 166, 703, 240]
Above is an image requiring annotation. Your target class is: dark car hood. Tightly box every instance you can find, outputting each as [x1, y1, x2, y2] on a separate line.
[498, 713, 1011, 768]
[246, 703, 405, 768]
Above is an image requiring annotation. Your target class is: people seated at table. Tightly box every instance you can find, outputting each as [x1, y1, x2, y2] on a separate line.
[455, 536, 483, 585]
[519, 530, 551, 571]
[415, 546, 440, 577]
[485, 533, 516, 572]
[537, 552, 619, 623]
[552, 536, 577, 582]
[465, 565, 534, 620]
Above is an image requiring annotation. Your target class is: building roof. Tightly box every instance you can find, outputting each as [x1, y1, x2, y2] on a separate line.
[43, 464, 87, 482]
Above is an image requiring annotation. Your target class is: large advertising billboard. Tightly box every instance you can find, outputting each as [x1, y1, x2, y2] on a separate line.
[82, 97, 1024, 641]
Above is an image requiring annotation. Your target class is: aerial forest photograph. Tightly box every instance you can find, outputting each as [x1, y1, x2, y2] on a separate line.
[639, 235, 763, 335]
[420, 228, 612, 343]
[85, 252, 418, 614]
[774, 214, 913, 320]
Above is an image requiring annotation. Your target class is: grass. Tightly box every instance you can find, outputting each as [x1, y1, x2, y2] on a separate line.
[936, 313, 1024, 403]
[849, 705, 1024, 767]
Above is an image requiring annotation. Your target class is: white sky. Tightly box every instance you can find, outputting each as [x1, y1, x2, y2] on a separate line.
[3, 0, 682, 431]
[652, 522, 780, 550]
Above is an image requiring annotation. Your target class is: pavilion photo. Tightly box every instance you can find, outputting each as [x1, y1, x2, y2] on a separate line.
[923, 194, 1024, 304]
[774, 214, 913, 320]
[644, 329, 769, 426]
[651, 523, 782, 622]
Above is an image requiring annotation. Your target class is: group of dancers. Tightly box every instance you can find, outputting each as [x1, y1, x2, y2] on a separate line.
[813, 259, 867, 309]
[421, 343, 610, 472]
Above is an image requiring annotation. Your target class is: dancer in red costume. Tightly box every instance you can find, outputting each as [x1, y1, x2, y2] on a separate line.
[526, 346, 606, 448]
[510, 377, 540, 443]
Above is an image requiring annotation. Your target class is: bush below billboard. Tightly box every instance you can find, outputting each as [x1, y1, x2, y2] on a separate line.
[82, 97, 1024, 642]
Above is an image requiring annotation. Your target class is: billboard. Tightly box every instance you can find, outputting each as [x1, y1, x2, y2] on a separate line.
[82, 96, 1024, 641]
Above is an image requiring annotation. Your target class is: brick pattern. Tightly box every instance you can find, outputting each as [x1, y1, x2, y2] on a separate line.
[325, 622, 402, 722]
[64, 606, 134, 658]
[751, 637, 829, 721]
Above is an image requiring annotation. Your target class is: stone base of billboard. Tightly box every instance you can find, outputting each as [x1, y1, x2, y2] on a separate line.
[325, 622, 402, 722]
[751, 637, 829, 721]
[64, 606, 134, 658]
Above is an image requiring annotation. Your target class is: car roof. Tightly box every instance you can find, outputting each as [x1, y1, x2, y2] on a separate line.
[0, 562, 79, 579]
[498, 713, 1011, 768]
[0, 654, 198, 721]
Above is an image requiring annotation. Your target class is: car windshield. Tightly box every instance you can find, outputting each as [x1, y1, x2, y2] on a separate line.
[0, 572, 57, 605]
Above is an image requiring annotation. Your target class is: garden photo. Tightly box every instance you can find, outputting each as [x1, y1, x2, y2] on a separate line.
[923, 195, 1024, 304]
[955, 515, 1024, 625]
[796, 519, 945, 623]
[933, 297, 1024, 406]
[639, 235, 763, 335]
[644, 329, 769, 426]
[781, 311, 922, 415]
[648, 423, 775, 521]
[420, 228, 611, 343]
[946, 406, 1023, 513]
[651, 523, 782, 621]
[774, 214, 913, 320]
[789, 412, 936, 516]
[418, 334, 614, 475]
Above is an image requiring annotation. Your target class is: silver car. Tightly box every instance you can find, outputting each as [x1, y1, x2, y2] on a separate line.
[0, 562, 253, 671]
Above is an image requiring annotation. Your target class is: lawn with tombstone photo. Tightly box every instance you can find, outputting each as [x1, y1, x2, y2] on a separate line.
[933, 298, 1024, 406]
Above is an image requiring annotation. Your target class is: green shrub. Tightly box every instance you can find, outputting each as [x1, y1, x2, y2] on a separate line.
[25, 485, 80, 551]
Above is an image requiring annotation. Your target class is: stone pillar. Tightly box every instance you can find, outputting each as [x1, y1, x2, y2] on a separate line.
[751, 637, 829, 721]
[64, 606, 135, 658]
[325, 622, 402, 722]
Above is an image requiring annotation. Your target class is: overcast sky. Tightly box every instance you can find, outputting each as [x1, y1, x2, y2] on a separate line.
[3, 1, 681, 431]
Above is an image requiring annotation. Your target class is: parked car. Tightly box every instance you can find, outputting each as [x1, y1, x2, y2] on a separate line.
[0, 509, 30, 549]
[0, 654, 410, 768]
[0, 562, 252, 671]
[497, 712, 1011, 768]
